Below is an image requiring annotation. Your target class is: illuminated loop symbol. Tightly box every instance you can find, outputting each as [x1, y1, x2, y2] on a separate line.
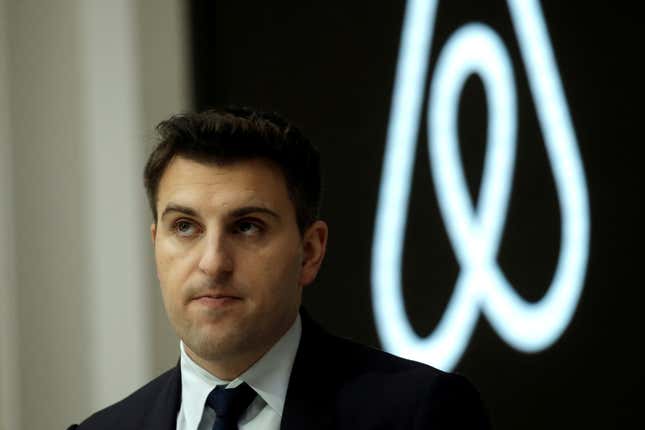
[371, 0, 590, 371]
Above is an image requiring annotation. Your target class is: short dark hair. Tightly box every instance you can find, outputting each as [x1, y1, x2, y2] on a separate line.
[143, 107, 321, 234]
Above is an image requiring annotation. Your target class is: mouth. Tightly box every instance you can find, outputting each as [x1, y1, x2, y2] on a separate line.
[191, 293, 242, 308]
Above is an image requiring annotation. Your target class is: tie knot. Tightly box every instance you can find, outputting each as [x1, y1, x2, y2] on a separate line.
[206, 383, 257, 427]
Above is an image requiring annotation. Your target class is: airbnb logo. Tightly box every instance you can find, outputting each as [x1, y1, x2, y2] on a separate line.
[371, 0, 590, 371]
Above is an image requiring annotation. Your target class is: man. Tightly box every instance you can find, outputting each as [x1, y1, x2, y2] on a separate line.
[68, 107, 490, 429]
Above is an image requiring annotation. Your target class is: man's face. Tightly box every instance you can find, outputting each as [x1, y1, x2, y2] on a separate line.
[151, 156, 326, 374]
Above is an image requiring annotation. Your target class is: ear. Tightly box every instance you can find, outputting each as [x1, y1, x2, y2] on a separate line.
[299, 220, 328, 287]
[150, 223, 157, 245]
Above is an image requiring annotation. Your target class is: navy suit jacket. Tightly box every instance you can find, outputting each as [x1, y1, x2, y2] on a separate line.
[68, 310, 490, 429]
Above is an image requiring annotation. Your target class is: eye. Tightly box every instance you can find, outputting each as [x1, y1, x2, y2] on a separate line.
[235, 219, 263, 236]
[173, 219, 199, 237]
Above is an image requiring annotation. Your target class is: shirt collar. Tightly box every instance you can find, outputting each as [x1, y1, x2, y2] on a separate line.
[179, 314, 302, 429]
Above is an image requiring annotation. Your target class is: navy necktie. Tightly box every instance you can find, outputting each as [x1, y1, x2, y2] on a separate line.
[206, 383, 257, 430]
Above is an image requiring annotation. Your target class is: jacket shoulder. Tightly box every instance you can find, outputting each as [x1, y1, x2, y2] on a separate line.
[72, 366, 180, 430]
[317, 333, 491, 428]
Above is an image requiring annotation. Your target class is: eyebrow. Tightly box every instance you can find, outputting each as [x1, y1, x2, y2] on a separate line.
[160, 203, 199, 220]
[160, 203, 280, 221]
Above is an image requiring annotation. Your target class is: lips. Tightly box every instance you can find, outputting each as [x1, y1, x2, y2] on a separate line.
[193, 293, 240, 300]
[191, 293, 242, 308]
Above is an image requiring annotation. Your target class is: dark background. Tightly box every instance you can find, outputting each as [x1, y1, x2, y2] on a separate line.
[188, 1, 641, 428]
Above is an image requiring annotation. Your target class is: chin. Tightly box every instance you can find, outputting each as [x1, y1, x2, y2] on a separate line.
[184, 323, 255, 362]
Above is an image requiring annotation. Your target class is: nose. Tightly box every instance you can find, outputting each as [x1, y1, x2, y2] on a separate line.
[197, 231, 234, 278]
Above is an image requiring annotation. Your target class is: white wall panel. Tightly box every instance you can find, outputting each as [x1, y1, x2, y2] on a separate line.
[0, 1, 188, 428]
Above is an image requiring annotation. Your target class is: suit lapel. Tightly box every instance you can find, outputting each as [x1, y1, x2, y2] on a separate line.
[281, 309, 336, 430]
[141, 363, 182, 430]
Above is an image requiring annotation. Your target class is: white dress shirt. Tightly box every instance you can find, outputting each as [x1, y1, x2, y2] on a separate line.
[176, 315, 302, 430]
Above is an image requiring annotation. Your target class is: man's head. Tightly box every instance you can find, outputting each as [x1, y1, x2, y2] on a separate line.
[144, 108, 327, 378]
[144, 107, 321, 235]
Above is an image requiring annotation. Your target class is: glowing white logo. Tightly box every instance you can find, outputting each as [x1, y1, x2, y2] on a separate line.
[371, 0, 590, 371]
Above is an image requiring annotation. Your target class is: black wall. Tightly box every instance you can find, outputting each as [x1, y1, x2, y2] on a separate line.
[188, 1, 641, 427]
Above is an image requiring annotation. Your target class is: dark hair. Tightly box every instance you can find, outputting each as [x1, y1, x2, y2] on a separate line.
[143, 107, 321, 234]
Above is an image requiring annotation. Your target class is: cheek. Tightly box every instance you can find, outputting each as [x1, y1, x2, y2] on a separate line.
[156, 248, 196, 329]
[155, 241, 194, 296]
[252, 247, 302, 297]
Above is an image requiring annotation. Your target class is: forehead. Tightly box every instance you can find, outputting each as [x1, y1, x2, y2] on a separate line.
[156, 156, 293, 213]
